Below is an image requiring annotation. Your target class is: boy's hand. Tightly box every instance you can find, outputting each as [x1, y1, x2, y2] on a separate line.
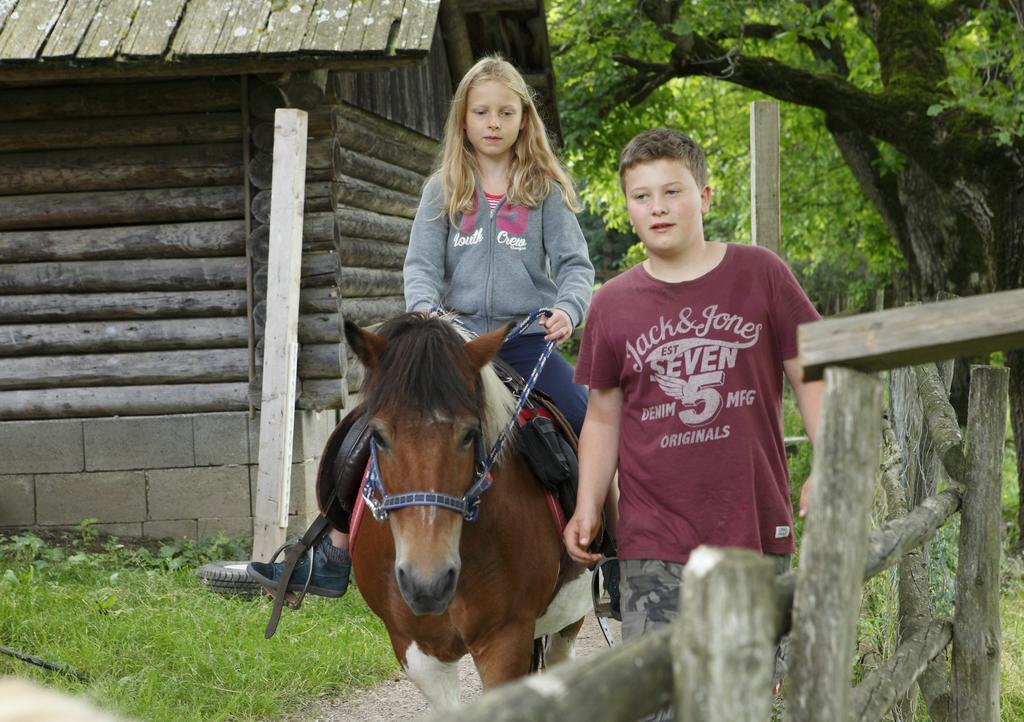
[541, 308, 573, 346]
[563, 510, 604, 565]
[799, 473, 814, 518]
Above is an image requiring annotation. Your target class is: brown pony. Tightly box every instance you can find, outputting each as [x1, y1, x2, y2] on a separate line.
[344, 314, 591, 709]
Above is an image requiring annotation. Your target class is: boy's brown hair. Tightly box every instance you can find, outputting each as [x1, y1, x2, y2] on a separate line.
[618, 128, 708, 190]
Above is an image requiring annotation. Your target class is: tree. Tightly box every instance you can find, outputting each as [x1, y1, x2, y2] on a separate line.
[552, 0, 1024, 551]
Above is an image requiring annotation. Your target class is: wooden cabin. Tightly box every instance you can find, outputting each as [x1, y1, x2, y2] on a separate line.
[0, 0, 560, 540]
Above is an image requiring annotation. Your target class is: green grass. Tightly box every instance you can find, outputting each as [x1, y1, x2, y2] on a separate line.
[0, 532, 397, 722]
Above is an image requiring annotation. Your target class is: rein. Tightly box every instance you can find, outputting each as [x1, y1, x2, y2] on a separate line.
[360, 309, 557, 523]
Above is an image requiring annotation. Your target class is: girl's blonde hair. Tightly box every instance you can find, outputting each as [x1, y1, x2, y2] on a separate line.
[437, 55, 580, 217]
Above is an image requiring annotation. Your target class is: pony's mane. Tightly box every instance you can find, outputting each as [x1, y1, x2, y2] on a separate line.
[361, 314, 517, 452]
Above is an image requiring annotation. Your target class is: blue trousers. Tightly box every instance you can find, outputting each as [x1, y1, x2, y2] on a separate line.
[498, 333, 588, 436]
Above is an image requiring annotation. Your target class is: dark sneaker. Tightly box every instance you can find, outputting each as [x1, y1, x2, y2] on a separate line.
[247, 536, 351, 598]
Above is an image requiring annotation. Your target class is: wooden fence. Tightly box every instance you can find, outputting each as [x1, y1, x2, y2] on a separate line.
[428, 291, 1019, 722]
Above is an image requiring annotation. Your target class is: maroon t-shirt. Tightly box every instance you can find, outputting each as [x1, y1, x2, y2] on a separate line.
[575, 243, 821, 564]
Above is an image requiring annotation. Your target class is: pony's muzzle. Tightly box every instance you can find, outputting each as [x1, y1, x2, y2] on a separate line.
[395, 562, 460, 615]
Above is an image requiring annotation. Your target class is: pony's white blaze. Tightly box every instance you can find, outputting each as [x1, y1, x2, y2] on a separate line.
[533, 568, 593, 638]
[404, 642, 461, 710]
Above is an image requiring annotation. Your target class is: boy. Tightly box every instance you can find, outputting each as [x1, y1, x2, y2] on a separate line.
[564, 129, 823, 700]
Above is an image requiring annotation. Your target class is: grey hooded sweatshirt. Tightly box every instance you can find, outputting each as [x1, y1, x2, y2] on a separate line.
[404, 175, 594, 336]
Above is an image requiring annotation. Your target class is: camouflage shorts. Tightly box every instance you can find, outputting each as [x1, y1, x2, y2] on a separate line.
[619, 554, 792, 721]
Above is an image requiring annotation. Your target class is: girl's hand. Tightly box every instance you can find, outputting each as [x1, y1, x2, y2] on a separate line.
[541, 308, 573, 346]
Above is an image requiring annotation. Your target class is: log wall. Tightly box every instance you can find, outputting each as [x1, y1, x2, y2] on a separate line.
[0, 76, 253, 419]
[0, 65, 442, 419]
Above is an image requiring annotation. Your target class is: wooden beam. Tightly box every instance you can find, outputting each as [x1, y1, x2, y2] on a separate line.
[750, 101, 781, 255]
[0, 382, 250, 420]
[674, 547, 776, 722]
[798, 289, 1024, 381]
[0, 186, 244, 230]
[252, 108, 308, 562]
[0, 220, 245, 262]
[952, 365, 1009, 721]
[786, 367, 882, 721]
[0, 290, 247, 323]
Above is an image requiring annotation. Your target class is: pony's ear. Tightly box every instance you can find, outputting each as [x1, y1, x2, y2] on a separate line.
[345, 320, 388, 369]
[464, 322, 514, 372]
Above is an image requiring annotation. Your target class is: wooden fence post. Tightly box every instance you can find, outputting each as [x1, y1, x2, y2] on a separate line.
[251, 108, 308, 561]
[786, 367, 881, 721]
[674, 546, 776, 722]
[952, 365, 1008, 721]
[750, 101, 781, 256]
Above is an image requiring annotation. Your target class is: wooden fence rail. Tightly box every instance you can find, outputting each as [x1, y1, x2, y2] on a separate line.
[429, 357, 1010, 722]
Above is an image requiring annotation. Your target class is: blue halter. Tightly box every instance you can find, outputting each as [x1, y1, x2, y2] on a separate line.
[360, 309, 557, 523]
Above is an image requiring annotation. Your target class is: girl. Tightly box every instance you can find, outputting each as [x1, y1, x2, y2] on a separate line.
[249, 57, 602, 606]
[403, 55, 594, 429]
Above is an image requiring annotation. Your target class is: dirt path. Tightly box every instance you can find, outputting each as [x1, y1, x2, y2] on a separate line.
[314, 615, 620, 721]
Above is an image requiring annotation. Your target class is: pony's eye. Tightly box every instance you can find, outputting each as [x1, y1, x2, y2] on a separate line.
[372, 430, 388, 450]
[460, 430, 477, 449]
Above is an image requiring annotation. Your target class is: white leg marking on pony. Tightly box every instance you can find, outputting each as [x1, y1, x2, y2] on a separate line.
[545, 629, 577, 666]
[404, 642, 461, 710]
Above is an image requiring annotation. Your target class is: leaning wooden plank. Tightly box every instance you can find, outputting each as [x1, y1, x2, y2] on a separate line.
[393, 0, 437, 53]
[0, 186, 244, 230]
[0, 220, 246, 263]
[77, 0, 139, 58]
[0, 290, 247, 323]
[172, 0, 228, 56]
[0, 78, 241, 121]
[0, 383, 250, 420]
[952, 366, 1009, 721]
[786, 368, 882, 722]
[118, 0, 185, 56]
[251, 107, 333, 149]
[213, 0, 270, 55]
[0, 0, 65, 60]
[42, 0, 101, 58]
[0, 112, 242, 152]
[252, 108, 308, 562]
[260, 0, 315, 54]
[0, 317, 249, 356]
[851, 620, 954, 722]
[913, 362, 966, 485]
[0, 144, 244, 196]
[0, 257, 247, 294]
[0, 348, 251, 389]
[798, 289, 1024, 381]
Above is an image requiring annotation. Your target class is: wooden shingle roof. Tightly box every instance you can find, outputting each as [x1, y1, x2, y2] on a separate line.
[0, 0, 439, 81]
